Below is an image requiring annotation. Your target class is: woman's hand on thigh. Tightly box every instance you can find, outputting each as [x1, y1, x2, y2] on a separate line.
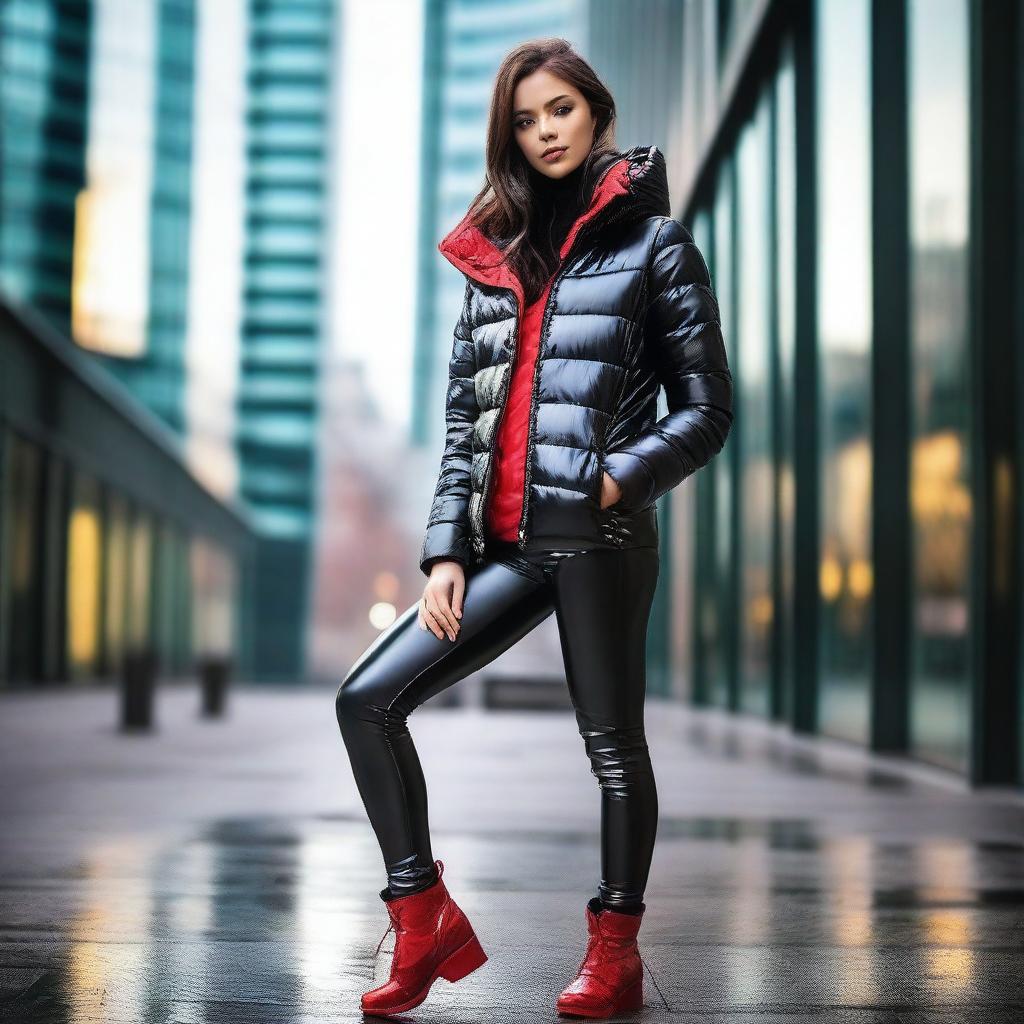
[419, 562, 465, 642]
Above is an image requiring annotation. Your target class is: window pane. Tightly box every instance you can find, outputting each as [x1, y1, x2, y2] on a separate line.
[815, 0, 873, 743]
[708, 159, 735, 709]
[775, 37, 797, 723]
[907, 0, 971, 772]
[737, 85, 773, 716]
[104, 493, 130, 671]
[2, 433, 43, 683]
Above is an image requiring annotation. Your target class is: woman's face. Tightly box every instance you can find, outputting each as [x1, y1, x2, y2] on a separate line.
[511, 69, 597, 180]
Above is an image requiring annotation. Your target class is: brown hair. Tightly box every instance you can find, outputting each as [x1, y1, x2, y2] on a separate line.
[466, 38, 619, 304]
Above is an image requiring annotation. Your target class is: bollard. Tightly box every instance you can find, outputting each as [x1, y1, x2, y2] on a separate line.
[199, 655, 232, 717]
[120, 648, 157, 731]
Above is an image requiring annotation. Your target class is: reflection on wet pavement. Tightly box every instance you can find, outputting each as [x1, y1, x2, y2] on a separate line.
[1, 690, 1022, 1022]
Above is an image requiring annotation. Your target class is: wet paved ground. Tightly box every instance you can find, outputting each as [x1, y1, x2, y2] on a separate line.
[1, 684, 1022, 1022]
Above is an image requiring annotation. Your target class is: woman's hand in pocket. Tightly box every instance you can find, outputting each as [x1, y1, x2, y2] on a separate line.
[420, 561, 465, 642]
[599, 470, 623, 510]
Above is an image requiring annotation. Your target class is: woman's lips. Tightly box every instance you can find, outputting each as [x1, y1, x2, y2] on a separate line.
[542, 147, 567, 163]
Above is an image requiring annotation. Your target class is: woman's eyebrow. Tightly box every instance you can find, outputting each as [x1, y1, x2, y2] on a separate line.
[512, 94, 572, 117]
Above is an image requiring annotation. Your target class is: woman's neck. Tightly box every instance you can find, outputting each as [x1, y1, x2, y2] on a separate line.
[528, 158, 591, 264]
[529, 158, 589, 208]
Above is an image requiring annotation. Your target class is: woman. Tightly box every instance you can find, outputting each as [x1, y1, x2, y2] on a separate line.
[335, 38, 733, 1019]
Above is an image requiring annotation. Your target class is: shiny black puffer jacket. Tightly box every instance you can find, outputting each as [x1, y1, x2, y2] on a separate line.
[420, 144, 733, 576]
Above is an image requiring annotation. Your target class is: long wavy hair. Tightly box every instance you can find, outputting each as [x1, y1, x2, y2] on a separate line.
[465, 38, 620, 304]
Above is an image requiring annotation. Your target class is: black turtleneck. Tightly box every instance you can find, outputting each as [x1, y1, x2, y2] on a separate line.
[526, 157, 592, 271]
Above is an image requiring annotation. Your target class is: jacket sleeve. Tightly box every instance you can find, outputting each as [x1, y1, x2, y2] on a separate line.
[419, 281, 480, 576]
[600, 217, 733, 514]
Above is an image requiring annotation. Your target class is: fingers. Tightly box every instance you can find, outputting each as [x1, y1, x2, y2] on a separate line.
[419, 598, 446, 640]
[433, 587, 461, 639]
[418, 563, 467, 642]
[417, 600, 431, 634]
[419, 588, 460, 642]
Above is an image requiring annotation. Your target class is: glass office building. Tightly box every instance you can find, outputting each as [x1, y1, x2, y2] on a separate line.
[0, 296, 253, 689]
[675, 0, 1023, 787]
[0, 0, 252, 688]
[1, 0, 197, 435]
[236, 0, 338, 680]
[0, 1, 91, 330]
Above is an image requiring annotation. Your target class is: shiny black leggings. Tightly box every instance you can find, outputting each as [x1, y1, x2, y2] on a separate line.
[334, 539, 660, 913]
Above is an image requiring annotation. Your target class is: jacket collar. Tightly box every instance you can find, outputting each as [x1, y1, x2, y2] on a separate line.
[437, 144, 671, 312]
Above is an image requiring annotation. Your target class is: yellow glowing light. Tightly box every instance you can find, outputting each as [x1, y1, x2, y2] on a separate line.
[67, 507, 101, 668]
[749, 593, 774, 628]
[820, 555, 843, 601]
[847, 558, 873, 598]
[104, 501, 128, 662]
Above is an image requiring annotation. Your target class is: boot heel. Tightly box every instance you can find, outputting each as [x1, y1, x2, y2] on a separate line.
[615, 976, 643, 1012]
[439, 933, 487, 982]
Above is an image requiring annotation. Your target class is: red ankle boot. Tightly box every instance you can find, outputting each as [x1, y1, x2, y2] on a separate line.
[556, 897, 645, 1018]
[360, 859, 488, 1017]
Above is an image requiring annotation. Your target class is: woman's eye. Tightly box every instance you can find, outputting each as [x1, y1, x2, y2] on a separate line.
[514, 106, 573, 130]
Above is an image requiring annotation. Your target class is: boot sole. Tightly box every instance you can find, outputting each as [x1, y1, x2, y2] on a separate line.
[556, 976, 643, 1017]
[361, 932, 488, 1017]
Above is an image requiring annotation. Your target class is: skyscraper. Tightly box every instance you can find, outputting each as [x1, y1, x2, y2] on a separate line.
[0, 1, 92, 331]
[237, 0, 339, 680]
[75, 0, 196, 435]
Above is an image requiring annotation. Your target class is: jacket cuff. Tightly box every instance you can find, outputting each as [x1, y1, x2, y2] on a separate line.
[600, 450, 657, 514]
[419, 521, 473, 576]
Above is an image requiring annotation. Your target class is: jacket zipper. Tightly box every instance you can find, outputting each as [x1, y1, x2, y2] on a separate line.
[491, 161, 634, 551]
[516, 273, 560, 548]
[516, 212, 615, 547]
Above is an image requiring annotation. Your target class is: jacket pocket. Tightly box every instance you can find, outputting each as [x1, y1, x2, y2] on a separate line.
[593, 452, 630, 517]
[597, 453, 630, 514]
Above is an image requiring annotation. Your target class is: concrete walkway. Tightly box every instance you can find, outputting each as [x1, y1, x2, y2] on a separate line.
[1, 684, 1022, 1022]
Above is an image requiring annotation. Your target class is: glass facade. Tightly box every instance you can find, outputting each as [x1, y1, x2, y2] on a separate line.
[72, 0, 158, 358]
[2, 0, 198, 433]
[0, 425, 237, 688]
[680, 0, 1022, 785]
[74, 0, 196, 435]
[238, 0, 333, 500]
[0, 0, 91, 329]
[1, 1, 263, 689]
